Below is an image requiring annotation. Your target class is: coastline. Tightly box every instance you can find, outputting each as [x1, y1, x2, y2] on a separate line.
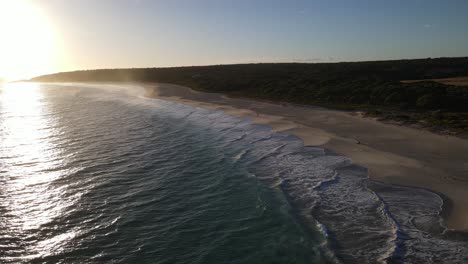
[142, 82, 468, 231]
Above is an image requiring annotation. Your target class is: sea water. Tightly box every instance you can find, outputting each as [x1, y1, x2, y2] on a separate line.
[0, 83, 467, 263]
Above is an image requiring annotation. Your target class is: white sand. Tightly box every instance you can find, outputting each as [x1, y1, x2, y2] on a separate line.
[145, 83, 468, 231]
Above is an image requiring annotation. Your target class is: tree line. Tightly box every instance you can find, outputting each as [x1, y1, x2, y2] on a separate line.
[31, 57, 468, 112]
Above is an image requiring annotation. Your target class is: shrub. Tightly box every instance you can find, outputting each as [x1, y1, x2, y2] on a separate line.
[416, 94, 440, 109]
[384, 92, 402, 105]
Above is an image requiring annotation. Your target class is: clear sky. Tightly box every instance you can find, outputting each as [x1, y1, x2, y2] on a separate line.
[1, 0, 468, 80]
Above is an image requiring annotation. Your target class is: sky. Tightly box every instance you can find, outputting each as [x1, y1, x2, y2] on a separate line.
[1, 0, 468, 80]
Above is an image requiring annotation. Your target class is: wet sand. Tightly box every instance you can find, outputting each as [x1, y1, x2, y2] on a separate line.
[143, 83, 468, 231]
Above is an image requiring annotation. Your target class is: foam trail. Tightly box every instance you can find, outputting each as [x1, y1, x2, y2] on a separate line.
[6, 83, 467, 263]
[137, 86, 468, 263]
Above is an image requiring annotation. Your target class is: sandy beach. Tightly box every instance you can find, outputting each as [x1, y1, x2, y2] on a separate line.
[144, 83, 468, 231]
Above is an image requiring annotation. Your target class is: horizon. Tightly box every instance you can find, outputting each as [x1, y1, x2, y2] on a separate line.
[26, 55, 467, 80]
[1, 0, 468, 81]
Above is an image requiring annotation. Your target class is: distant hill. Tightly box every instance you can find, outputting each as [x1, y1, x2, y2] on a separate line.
[31, 57, 468, 113]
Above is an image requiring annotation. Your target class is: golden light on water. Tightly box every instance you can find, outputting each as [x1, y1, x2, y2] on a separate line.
[0, 83, 78, 259]
[0, 83, 61, 226]
[0, 0, 57, 81]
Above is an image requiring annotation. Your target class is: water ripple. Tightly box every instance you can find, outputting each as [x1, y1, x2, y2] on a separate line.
[1, 83, 467, 263]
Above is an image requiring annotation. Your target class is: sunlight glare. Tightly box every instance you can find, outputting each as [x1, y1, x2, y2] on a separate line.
[0, 0, 57, 81]
[0, 82, 69, 232]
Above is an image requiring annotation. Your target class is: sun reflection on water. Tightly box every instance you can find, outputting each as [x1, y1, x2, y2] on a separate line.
[1, 83, 62, 185]
[0, 82, 76, 259]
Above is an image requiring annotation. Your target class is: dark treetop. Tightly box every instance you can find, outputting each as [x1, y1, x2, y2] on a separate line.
[31, 57, 468, 133]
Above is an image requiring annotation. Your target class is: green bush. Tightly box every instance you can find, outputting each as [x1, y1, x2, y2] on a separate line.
[30, 57, 468, 112]
[416, 94, 440, 109]
[384, 92, 403, 105]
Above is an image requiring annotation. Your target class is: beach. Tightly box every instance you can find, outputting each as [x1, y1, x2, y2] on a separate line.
[145, 83, 468, 231]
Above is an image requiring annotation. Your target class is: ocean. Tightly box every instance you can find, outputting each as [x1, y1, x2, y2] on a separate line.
[0, 83, 467, 263]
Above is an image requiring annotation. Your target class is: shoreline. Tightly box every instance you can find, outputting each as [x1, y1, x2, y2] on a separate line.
[142, 82, 468, 231]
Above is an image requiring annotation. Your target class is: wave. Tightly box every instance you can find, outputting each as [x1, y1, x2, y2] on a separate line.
[3, 83, 467, 263]
[144, 93, 468, 263]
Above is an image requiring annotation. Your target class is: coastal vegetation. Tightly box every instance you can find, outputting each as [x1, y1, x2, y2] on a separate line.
[31, 57, 468, 134]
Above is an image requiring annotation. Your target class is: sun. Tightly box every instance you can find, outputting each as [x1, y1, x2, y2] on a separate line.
[0, 0, 57, 81]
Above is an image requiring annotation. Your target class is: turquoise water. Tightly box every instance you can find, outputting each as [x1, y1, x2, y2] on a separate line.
[0, 83, 330, 263]
[1, 83, 467, 264]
